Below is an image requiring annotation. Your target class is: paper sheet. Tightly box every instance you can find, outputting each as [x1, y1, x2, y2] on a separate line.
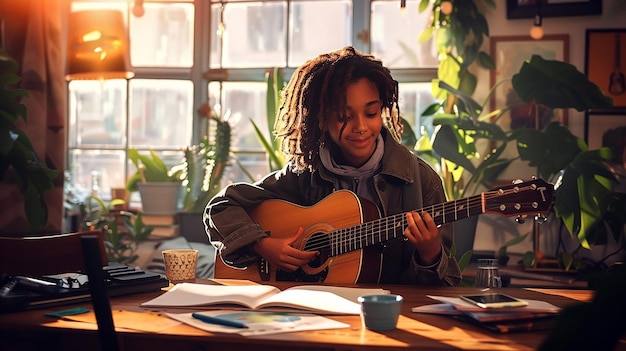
[166, 310, 350, 336]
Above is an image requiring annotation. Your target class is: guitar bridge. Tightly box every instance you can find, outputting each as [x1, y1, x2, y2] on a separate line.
[258, 258, 270, 281]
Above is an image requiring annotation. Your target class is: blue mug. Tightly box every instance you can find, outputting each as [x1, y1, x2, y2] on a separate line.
[357, 294, 403, 331]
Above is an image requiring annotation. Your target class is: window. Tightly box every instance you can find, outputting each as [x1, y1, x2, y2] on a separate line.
[66, 0, 437, 203]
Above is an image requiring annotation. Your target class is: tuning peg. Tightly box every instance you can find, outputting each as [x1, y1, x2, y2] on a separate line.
[512, 179, 523, 184]
[534, 214, 548, 223]
[515, 215, 525, 224]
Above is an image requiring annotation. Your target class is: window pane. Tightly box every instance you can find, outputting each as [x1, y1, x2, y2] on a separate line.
[371, 0, 437, 68]
[208, 81, 268, 151]
[68, 150, 127, 201]
[225, 153, 269, 184]
[130, 2, 194, 67]
[288, 0, 352, 66]
[71, 1, 126, 14]
[129, 79, 194, 149]
[398, 82, 438, 140]
[68, 80, 127, 148]
[216, 1, 287, 68]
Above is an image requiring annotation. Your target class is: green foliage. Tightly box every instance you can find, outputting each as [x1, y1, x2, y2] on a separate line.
[497, 232, 530, 258]
[125, 148, 179, 192]
[416, 0, 621, 264]
[176, 115, 232, 213]
[418, 0, 495, 98]
[0, 49, 59, 231]
[80, 195, 153, 265]
[250, 67, 286, 173]
[425, 53, 620, 260]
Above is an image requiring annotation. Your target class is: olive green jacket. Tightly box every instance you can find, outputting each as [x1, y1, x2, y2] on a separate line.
[204, 132, 462, 286]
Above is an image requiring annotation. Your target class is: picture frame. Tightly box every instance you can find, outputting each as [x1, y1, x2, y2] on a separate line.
[506, 0, 602, 19]
[585, 29, 626, 108]
[490, 35, 569, 127]
[585, 109, 626, 152]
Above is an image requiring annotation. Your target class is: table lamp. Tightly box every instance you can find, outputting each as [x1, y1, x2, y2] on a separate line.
[66, 10, 134, 80]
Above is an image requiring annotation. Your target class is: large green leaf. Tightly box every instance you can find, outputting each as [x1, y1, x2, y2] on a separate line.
[512, 55, 614, 111]
[515, 122, 586, 180]
[553, 148, 616, 248]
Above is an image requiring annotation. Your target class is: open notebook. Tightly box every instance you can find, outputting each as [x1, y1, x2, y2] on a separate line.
[141, 283, 389, 315]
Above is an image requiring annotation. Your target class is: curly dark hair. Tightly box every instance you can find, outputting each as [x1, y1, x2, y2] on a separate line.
[274, 46, 402, 173]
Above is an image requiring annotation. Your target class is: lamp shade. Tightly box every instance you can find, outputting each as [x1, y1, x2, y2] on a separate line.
[66, 10, 134, 80]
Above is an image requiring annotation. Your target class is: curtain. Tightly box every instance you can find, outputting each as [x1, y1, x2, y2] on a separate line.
[0, 0, 66, 235]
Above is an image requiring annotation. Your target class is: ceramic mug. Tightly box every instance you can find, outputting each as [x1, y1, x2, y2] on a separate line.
[357, 294, 403, 331]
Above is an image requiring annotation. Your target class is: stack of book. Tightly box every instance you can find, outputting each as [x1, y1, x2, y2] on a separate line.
[412, 294, 562, 333]
[142, 214, 180, 239]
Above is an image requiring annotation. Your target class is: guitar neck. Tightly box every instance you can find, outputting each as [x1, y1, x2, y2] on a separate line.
[328, 194, 484, 257]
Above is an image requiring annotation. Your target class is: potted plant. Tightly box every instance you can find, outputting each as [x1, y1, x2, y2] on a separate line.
[80, 195, 153, 264]
[424, 54, 622, 272]
[0, 49, 59, 232]
[125, 148, 182, 215]
[173, 109, 232, 243]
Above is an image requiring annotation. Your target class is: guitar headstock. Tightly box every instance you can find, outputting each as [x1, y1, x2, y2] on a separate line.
[484, 178, 555, 217]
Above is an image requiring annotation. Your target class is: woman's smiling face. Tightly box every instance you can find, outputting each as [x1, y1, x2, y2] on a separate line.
[325, 77, 383, 167]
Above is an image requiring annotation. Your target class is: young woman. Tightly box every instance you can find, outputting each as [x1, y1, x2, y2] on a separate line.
[205, 46, 461, 286]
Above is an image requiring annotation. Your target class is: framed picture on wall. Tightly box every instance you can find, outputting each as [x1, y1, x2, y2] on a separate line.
[585, 109, 626, 167]
[506, 0, 602, 19]
[585, 110, 626, 152]
[585, 29, 626, 108]
[490, 35, 569, 128]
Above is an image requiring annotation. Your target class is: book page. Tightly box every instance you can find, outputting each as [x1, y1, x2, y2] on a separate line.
[141, 283, 280, 308]
[256, 289, 361, 315]
[286, 285, 390, 303]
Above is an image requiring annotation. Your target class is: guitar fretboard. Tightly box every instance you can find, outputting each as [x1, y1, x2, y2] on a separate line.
[328, 194, 485, 257]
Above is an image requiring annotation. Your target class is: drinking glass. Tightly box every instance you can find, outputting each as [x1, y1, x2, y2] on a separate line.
[475, 258, 502, 288]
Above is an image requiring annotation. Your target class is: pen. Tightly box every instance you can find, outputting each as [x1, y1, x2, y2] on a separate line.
[191, 312, 249, 329]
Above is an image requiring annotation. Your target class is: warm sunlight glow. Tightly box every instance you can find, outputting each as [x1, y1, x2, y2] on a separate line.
[440, 1, 453, 15]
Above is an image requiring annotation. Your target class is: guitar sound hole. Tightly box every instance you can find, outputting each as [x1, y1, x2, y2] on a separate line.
[275, 232, 330, 282]
[304, 232, 331, 268]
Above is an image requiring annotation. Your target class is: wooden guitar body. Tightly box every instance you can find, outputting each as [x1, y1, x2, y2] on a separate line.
[213, 190, 383, 283]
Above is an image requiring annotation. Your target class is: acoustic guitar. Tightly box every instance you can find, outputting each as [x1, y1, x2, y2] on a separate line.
[214, 178, 555, 283]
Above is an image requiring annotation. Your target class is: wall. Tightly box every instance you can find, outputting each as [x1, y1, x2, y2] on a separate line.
[472, 0, 626, 255]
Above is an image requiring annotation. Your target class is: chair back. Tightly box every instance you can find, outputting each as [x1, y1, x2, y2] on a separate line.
[0, 230, 108, 276]
[0, 230, 119, 351]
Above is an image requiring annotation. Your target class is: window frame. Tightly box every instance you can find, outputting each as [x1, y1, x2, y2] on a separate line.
[66, 0, 438, 201]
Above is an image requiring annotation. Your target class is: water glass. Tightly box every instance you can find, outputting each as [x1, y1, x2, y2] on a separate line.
[475, 258, 502, 288]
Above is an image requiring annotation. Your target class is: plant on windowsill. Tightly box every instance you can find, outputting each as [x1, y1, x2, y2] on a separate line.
[0, 49, 59, 232]
[125, 148, 183, 215]
[80, 195, 153, 265]
[175, 112, 232, 214]
[167, 106, 233, 243]
[249, 67, 287, 173]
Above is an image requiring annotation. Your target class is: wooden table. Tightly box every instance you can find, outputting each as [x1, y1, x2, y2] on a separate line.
[0, 281, 621, 351]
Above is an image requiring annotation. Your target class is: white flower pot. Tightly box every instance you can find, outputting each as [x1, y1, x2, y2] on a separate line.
[137, 182, 182, 215]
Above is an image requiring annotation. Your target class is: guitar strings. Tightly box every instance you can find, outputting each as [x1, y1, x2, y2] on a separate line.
[299, 184, 544, 254]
